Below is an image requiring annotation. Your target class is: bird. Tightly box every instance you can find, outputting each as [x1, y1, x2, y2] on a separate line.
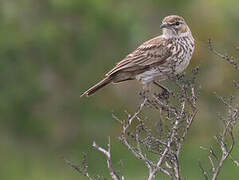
[81, 15, 194, 97]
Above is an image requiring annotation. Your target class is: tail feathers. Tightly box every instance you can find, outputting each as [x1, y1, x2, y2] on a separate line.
[81, 77, 112, 97]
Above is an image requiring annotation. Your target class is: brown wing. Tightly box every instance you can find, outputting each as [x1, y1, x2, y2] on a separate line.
[106, 35, 172, 77]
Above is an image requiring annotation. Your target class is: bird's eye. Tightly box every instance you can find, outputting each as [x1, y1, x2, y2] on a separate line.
[175, 22, 180, 26]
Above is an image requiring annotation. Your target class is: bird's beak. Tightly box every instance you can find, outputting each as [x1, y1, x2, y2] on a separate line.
[160, 23, 170, 29]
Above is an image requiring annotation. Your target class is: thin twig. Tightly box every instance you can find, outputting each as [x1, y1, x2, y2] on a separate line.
[208, 39, 239, 71]
[64, 156, 93, 180]
[173, 154, 181, 180]
[211, 92, 238, 180]
[93, 137, 121, 180]
[148, 109, 182, 180]
[198, 161, 209, 180]
[120, 98, 171, 178]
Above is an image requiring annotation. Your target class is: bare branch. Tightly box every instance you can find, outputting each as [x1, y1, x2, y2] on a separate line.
[208, 156, 215, 173]
[93, 137, 121, 180]
[173, 155, 181, 180]
[119, 98, 172, 178]
[64, 155, 93, 180]
[208, 91, 239, 180]
[230, 155, 239, 167]
[199, 88, 239, 180]
[198, 161, 209, 180]
[208, 39, 239, 71]
[212, 129, 235, 180]
[72, 66, 200, 180]
[233, 80, 239, 90]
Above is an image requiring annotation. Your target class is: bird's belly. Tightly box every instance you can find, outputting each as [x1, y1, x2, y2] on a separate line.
[136, 53, 192, 84]
[135, 68, 168, 84]
[174, 53, 191, 74]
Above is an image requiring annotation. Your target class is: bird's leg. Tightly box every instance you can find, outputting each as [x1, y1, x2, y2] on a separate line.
[139, 83, 150, 98]
[153, 81, 169, 92]
[153, 81, 170, 100]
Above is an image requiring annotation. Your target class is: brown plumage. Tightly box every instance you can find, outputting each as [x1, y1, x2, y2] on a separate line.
[81, 15, 194, 97]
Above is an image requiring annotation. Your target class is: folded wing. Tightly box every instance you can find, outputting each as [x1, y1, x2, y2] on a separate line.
[106, 36, 172, 77]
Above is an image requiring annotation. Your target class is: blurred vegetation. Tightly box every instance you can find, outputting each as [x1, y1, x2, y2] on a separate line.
[0, 0, 239, 179]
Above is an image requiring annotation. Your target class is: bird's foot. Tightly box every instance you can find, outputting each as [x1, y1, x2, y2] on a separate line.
[154, 89, 170, 101]
[139, 90, 150, 99]
[153, 81, 171, 100]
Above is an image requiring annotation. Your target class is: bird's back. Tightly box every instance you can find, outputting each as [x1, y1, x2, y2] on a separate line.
[105, 35, 172, 81]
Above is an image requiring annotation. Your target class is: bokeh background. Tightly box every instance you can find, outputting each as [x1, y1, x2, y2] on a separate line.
[1, 0, 239, 179]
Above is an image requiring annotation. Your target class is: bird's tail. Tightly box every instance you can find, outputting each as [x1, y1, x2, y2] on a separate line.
[81, 77, 112, 97]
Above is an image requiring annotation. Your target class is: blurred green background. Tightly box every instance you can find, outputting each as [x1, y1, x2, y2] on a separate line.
[1, 0, 239, 179]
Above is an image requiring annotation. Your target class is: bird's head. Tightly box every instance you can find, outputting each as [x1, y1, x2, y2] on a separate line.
[160, 15, 191, 38]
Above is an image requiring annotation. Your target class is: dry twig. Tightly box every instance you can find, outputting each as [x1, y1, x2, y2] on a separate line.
[198, 39, 239, 180]
[93, 137, 122, 180]
[208, 39, 239, 72]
